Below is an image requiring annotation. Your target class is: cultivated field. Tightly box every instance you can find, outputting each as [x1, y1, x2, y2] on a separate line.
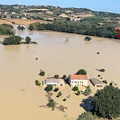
[0, 18, 52, 26]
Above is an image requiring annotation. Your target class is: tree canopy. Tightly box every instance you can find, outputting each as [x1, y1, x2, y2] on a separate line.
[0, 24, 14, 35]
[76, 69, 87, 75]
[3, 36, 22, 45]
[92, 85, 120, 119]
[25, 36, 31, 44]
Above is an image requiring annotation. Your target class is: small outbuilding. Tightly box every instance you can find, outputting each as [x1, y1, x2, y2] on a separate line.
[42, 78, 65, 86]
[90, 78, 103, 87]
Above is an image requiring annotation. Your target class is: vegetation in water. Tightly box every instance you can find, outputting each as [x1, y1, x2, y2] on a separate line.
[76, 69, 87, 75]
[72, 86, 78, 91]
[56, 91, 62, 97]
[3, 35, 22, 45]
[45, 85, 53, 92]
[47, 99, 56, 110]
[35, 80, 41, 86]
[84, 86, 92, 96]
[39, 70, 45, 76]
[0, 24, 14, 35]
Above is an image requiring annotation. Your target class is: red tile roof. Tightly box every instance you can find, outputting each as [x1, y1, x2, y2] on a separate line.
[70, 75, 88, 80]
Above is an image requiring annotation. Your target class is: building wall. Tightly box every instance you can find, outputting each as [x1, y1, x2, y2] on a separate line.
[70, 79, 88, 87]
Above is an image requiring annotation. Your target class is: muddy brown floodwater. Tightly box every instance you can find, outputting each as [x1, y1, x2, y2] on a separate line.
[0, 25, 120, 120]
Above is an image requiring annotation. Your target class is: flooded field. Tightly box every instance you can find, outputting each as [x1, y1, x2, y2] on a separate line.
[0, 26, 120, 120]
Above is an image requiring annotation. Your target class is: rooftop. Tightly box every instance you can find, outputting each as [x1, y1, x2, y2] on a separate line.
[90, 78, 103, 85]
[70, 75, 88, 80]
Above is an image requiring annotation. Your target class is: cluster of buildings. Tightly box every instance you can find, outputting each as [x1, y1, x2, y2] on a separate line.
[42, 74, 103, 87]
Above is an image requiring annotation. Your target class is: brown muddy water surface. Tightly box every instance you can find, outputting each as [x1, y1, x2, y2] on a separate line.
[0, 25, 120, 120]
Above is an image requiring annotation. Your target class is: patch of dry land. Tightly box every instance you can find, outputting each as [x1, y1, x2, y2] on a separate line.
[72, 13, 94, 18]
[0, 29, 120, 120]
[0, 18, 52, 26]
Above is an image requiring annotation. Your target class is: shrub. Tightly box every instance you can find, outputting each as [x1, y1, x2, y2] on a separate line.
[99, 69, 105, 72]
[54, 88, 59, 92]
[102, 80, 107, 84]
[109, 83, 113, 86]
[47, 99, 56, 110]
[25, 36, 31, 44]
[73, 86, 78, 91]
[97, 52, 100, 54]
[17, 25, 25, 31]
[54, 74, 59, 79]
[76, 90, 81, 96]
[28, 24, 34, 30]
[45, 85, 53, 92]
[39, 70, 45, 76]
[62, 75, 66, 79]
[56, 91, 62, 97]
[35, 80, 41, 86]
[84, 36, 91, 41]
[63, 98, 66, 101]
[84, 86, 92, 96]
[98, 75, 100, 77]
[76, 69, 87, 75]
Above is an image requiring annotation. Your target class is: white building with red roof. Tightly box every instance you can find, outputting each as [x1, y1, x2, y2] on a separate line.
[68, 75, 88, 87]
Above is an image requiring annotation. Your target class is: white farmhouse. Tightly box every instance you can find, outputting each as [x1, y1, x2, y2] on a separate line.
[68, 75, 88, 87]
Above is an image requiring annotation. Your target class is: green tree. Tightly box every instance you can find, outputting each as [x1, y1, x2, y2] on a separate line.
[3, 36, 21, 45]
[99, 69, 105, 72]
[84, 86, 92, 96]
[76, 69, 87, 75]
[45, 85, 53, 92]
[47, 99, 56, 110]
[28, 24, 34, 30]
[84, 36, 92, 41]
[56, 91, 62, 97]
[92, 85, 120, 119]
[25, 36, 31, 44]
[73, 86, 78, 91]
[54, 74, 59, 79]
[76, 90, 81, 96]
[39, 70, 45, 76]
[17, 25, 25, 31]
[62, 75, 66, 79]
[35, 80, 41, 86]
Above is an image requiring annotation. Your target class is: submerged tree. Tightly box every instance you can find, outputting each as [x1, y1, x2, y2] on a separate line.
[76, 69, 87, 75]
[45, 85, 53, 92]
[25, 36, 31, 44]
[3, 36, 22, 45]
[47, 99, 56, 110]
[84, 36, 92, 41]
[84, 86, 92, 96]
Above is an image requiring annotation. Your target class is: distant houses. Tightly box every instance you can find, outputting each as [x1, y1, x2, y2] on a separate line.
[42, 78, 65, 86]
[68, 75, 88, 87]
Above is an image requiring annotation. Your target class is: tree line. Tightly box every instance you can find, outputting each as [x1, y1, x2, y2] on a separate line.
[28, 20, 118, 39]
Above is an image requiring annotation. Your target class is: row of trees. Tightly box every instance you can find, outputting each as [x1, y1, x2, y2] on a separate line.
[28, 20, 118, 39]
[2, 36, 32, 45]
